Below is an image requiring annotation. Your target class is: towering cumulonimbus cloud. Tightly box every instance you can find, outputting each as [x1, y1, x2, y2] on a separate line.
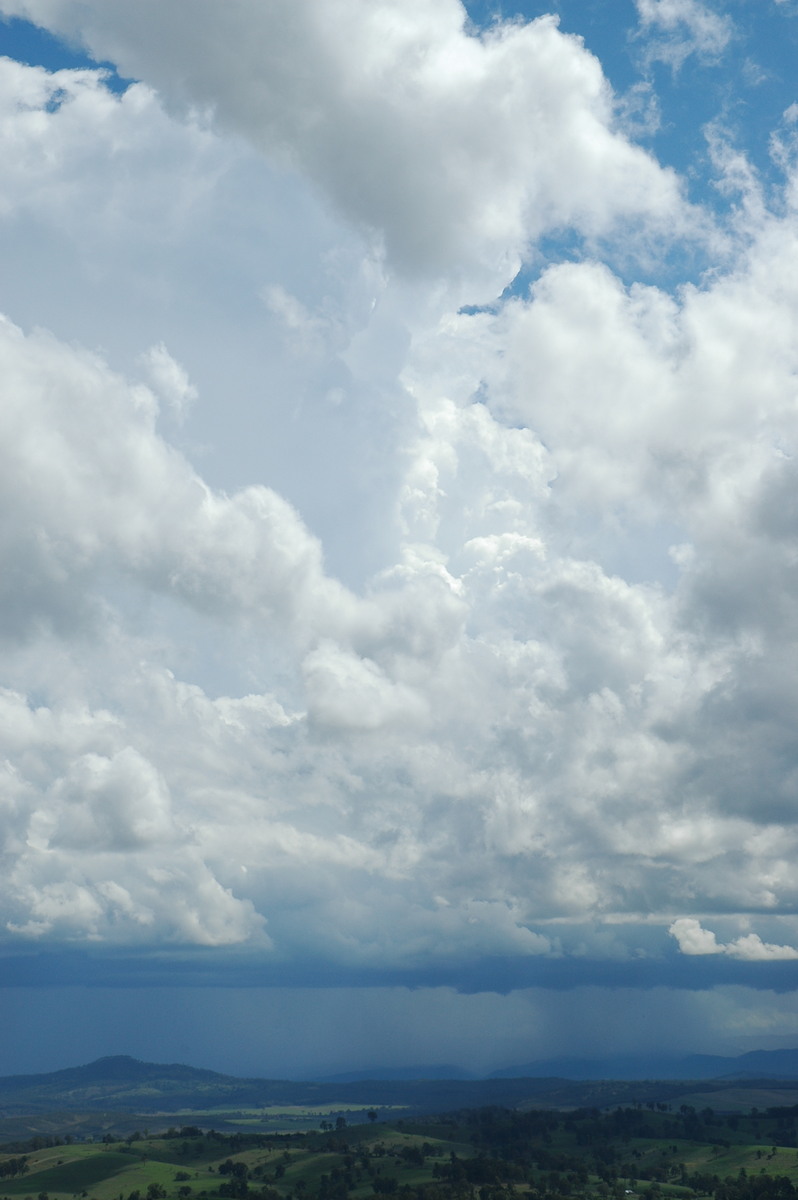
[0, 0, 797, 1003]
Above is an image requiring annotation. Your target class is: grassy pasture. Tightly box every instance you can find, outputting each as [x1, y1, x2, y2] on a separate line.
[0, 1150, 133, 1195]
[0, 1161, 220, 1200]
[138, 1107, 391, 1136]
[679, 1142, 798, 1178]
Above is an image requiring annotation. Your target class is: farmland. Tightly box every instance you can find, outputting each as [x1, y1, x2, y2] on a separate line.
[4, 1101, 798, 1200]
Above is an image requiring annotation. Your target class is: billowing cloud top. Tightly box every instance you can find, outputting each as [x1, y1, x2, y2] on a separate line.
[0, 0, 796, 988]
[0, 0, 697, 291]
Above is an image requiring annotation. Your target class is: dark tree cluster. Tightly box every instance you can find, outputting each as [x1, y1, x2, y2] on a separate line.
[0, 1156, 28, 1178]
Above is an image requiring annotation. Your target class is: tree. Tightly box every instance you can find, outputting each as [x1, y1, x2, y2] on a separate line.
[219, 1180, 248, 1199]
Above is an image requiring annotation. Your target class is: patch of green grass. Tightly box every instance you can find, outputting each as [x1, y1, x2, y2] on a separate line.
[281, 1151, 345, 1188]
[0, 1151, 132, 1194]
[0, 1141, 232, 1200]
[682, 1143, 798, 1177]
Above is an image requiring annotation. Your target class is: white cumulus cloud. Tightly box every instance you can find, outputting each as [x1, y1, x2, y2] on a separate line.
[0, 0, 699, 296]
[670, 919, 798, 961]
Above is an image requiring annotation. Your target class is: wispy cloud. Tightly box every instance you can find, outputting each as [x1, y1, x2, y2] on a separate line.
[634, 0, 734, 70]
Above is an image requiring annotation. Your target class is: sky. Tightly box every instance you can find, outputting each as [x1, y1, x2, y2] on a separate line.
[1, 0, 798, 1081]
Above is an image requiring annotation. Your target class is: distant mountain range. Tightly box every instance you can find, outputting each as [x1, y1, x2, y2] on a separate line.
[488, 1048, 798, 1082]
[3, 1050, 798, 1133]
[319, 1065, 475, 1083]
[323, 1048, 798, 1083]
